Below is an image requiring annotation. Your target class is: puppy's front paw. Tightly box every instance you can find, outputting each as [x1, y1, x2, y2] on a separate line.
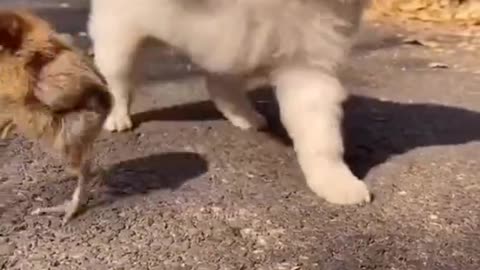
[104, 110, 132, 132]
[322, 177, 370, 205]
[229, 112, 267, 131]
[305, 162, 371, 205]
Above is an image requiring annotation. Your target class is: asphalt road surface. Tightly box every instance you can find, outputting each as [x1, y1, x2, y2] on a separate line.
[1, 1, 480, 269]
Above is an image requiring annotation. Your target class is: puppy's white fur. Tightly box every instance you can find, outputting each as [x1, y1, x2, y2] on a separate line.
[88, 0, 371, 204]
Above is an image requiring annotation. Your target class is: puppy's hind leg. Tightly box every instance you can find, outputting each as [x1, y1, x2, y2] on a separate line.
[90, 23, 142, 132]
[206, 75, 267, 130]
[273, 66, 371, 205]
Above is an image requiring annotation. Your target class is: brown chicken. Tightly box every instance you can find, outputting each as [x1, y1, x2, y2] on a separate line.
[0, 9, 112, 224]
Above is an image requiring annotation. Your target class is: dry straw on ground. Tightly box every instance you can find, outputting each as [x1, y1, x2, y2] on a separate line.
[369, 0, 480, 25]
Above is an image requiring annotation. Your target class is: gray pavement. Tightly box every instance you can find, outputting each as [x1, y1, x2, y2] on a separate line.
[1, 1, 480, 269]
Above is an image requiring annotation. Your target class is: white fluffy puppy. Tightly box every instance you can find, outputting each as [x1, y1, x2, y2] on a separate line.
[88, 0, 371, 205]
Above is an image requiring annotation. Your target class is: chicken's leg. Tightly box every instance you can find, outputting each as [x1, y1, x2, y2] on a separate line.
[32, 160, 91, 225]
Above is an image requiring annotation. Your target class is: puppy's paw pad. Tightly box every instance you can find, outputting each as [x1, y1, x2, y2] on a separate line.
[104, 112, 132, 132]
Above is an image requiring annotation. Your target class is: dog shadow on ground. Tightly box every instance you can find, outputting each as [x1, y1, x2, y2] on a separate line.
[341, 95, 480, 178]
[131, 88, 480, 180]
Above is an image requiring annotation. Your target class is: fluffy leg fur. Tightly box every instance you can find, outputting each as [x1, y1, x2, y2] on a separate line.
[206, 75, 267, 130]
[273, 66, 370, 204]
[90, 23, 141, 132]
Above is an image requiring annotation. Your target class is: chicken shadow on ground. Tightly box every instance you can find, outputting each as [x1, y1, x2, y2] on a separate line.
[0, 152, 207, 222]
[131, 88, 480, 180]
[90, 152, 208, 208]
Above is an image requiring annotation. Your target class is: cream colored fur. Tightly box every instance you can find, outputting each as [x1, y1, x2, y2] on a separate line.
[88, 0, 371, 205]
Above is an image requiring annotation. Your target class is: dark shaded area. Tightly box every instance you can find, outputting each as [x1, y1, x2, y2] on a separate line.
[352, 34, 406, 54]
[32, 6, 89, 34]
[341, 96, 480, 178]
[101, 152, 208, 199]
[132, 101, 222, 126]
[131, 89, 480, 179]
[80, 152, 208, 213]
